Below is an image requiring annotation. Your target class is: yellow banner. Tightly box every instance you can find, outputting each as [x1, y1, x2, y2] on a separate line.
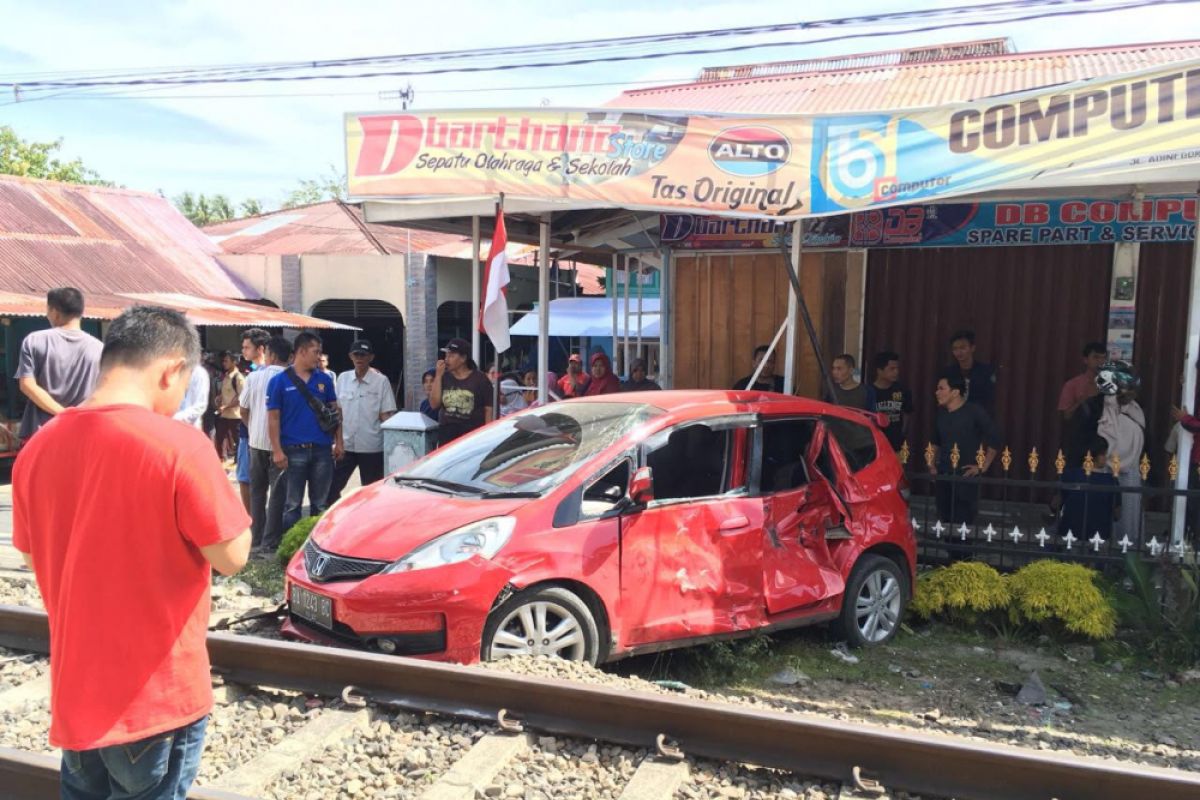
[345, 110, 812, 216]
[345, 61, 1200, 217]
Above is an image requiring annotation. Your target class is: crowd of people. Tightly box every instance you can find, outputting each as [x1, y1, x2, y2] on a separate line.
[768, 331, 1153, 544]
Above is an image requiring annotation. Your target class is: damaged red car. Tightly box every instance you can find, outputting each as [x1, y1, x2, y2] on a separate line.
[283, 391, 915, 665]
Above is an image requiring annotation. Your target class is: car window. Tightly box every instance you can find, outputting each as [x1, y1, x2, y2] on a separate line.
[824, 416, 877, 473]
[580, 460, 631, 520]
[401, 402, 661, 494]
[759, 418, 817, 493]
[645, 424, 734, 502]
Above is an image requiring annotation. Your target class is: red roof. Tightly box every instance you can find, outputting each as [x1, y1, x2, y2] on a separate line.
[0, 290, 354, 329]
[204, 201, 468, 255]
[609, 39, 1200, 112]
[0, 175, 254, 298]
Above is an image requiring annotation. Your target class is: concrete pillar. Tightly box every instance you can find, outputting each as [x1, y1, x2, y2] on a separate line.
[404, 252, 438, 411]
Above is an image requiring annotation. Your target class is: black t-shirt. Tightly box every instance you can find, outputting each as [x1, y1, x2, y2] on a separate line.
[1063, 394, 1105, 465]
[941, 361, 997, 414]
[824, 383, 869, 409]
[732, 374, 785, 392]
[438, 370, 492, 445]
[932, 402, 1002, 473]
[867, 381, 913, 450]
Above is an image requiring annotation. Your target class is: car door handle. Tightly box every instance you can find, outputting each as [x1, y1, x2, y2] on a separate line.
[718, 515, 750, 532]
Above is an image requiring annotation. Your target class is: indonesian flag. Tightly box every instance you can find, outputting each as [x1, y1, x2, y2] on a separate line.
[479, 208, 511, 354]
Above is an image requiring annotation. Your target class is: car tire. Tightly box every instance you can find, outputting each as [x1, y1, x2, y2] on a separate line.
[834, 554, 907, 648]
[481, 586, 601, 665]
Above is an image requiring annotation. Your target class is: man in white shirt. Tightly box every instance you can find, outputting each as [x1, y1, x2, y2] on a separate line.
[174, 362, 211, 429]
[328, 339, 397, 504]
[239, 336, 291, 554]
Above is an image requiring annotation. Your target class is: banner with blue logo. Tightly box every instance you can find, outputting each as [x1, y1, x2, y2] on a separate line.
[350, 60, 1200, 219]
[661, 196, 1196, 250]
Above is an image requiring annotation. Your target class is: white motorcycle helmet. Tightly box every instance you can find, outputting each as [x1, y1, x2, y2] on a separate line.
[1095, 360, 1140, 396]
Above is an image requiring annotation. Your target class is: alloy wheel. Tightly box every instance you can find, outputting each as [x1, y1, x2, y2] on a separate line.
[489, 600, 587, 660]
[855, 569, 902, 643]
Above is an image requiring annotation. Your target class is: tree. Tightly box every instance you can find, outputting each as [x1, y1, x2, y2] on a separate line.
[174, 191, 238, 226]
[282, 165, 346, 209]
[0, 126, 110, 185]
[240, 198, 264, 217]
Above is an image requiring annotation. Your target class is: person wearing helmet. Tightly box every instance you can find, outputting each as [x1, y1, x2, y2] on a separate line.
[1096, 360, 1145, 544]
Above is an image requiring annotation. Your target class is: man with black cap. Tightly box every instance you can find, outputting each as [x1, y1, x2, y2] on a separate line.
[430, 338, 493, 446]
[328, 339, 398, 503]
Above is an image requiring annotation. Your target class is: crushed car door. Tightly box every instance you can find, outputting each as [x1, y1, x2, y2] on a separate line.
[758, 419, 847, 615]
[618, 419, 763, 647]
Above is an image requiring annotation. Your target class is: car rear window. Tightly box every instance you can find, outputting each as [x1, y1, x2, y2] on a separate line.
[824, 416, 877, 473]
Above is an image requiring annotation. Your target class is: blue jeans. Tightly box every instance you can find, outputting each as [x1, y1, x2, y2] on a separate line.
[282, 445, 334, 532]
[61, 716, 207, 800]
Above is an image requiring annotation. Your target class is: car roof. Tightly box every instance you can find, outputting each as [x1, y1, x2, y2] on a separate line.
[568, 390, 882, 427]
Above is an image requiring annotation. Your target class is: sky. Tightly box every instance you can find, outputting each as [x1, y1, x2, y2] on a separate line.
[1, 0, 1199, 209]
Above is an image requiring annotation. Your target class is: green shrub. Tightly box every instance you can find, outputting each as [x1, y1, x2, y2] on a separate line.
[1007, 560, 1116, 640]
[277, 515, 322, 566]
[1113, 555, 1200, 666]
[909, 562, 1009, 623]
[909, 560, 1116, 642]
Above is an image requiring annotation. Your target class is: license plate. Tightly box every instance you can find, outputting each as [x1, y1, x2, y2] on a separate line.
[291, 585, 333, 630]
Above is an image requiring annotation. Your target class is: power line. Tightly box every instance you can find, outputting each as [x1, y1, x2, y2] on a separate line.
[2, 0, 1186, 95]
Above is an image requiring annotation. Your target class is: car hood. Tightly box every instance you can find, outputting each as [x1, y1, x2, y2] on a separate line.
[311, 482, 528, 562]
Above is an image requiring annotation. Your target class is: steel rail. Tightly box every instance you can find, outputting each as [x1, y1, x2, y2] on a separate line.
[3, 604, 1198, 800]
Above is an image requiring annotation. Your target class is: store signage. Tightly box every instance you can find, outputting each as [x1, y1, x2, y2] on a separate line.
[347, 61, 1200, 217]
[660, 196, 1196, 249]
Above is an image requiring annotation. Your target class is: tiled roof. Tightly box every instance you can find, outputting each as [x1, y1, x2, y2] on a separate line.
[204, 200, 469, 256]
[609, 39, 1200, 113]
[0, 175, 254, 298]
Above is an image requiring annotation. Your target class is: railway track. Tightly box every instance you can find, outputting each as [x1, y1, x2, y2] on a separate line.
[2, 604, 1198, 800]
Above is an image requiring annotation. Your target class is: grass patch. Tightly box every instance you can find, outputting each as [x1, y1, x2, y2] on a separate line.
[238, 557, 286, 599]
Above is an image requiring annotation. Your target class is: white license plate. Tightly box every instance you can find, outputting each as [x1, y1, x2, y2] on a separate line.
[291, 585, 333, 630]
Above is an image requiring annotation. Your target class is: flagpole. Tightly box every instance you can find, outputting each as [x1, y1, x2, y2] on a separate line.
[492, 199, 502, 421]
[538, 214, 551, 406]
[471, 215, 481, 364]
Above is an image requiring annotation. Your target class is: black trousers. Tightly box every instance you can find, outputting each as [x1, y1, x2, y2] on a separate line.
[328, 451, 386, 505]
[935, 474, 981, 525]
[249, 447, 286, 550]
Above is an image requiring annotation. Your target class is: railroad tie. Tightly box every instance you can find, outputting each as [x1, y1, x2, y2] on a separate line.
[0, 673, 49, 714]
[207, 706, 370, 796]
[417, 732, 531, 800]
[616, 757, 690, 800]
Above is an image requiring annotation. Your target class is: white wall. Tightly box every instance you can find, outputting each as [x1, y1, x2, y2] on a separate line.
[300, 254, 407, 315]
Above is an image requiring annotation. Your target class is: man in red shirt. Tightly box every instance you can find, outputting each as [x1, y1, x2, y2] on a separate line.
[13, 306, 251, 800]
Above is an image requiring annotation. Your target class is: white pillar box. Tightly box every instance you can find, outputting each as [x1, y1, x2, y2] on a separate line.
[382, 412, 439, 475]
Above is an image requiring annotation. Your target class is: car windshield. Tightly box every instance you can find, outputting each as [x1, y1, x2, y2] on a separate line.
[399, 402, 662, 496]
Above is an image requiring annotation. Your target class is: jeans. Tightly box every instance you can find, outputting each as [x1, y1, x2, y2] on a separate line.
[249, 447, 286, 550]
[60, 716, 207, 800]
[328, 451, 385, 504]
[282, 445, 334, 533]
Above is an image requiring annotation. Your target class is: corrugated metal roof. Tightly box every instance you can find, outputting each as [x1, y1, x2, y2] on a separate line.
[0, 175, 255, 298]
[0, 290, 356, 329]
[204, 201, 469, 255]
[610, 39, 1200, 112]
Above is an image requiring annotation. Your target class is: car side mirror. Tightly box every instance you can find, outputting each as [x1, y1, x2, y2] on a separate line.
[629, 466, 654, 505]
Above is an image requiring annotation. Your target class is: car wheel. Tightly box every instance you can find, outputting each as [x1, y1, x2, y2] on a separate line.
[835, 555, 907, 647]
[481, 586, 601, 664]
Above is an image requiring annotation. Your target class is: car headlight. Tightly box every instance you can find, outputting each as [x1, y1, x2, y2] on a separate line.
[381, 517, 516, 574]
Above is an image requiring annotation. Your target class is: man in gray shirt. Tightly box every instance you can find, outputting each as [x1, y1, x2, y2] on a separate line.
[16, 288, 103, 441]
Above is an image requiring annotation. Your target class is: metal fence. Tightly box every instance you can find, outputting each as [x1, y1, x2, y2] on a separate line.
[898, 441, 1199, 571]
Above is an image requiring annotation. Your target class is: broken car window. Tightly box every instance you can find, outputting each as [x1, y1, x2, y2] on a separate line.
[759, 418, 817, 492]
[645, 424, 732, 501]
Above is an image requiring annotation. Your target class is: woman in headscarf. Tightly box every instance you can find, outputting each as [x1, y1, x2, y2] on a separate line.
[499, 378, 529, 417]
[583, 352, 621, 396]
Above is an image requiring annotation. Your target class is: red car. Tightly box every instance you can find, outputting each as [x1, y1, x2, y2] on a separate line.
[283, 391, 916, 665]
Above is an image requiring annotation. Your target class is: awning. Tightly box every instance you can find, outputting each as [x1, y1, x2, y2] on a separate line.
[510, 297, 659, 338]
[0, 291, 356, 329]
